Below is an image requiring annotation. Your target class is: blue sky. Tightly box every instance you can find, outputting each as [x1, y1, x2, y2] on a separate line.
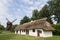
[0, 0, 48, 27]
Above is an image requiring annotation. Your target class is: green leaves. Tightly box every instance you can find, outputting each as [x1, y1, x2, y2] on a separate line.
[20, 16, 31, 25]
[48, 0, 60, 23]
[31, 9, 39, 20]
[52, 24, 60, 35]
[0, 24, 4, 30]
[31, 5, 52, 23]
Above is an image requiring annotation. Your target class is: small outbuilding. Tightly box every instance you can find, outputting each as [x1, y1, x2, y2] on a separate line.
[14, 18, 55, 37]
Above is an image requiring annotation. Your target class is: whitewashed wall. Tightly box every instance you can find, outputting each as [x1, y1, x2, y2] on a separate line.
[15, 31, 17, 34]
[37, 29, 53, 37]
[29, 29, 44, 37]
[21, 30, 26, 35]
[29, 29, 53, 37]
[43, 31, 53, 37]
[29, 29, 37, 36]
[15, 29, 53, 37]
[18, 31, 20, 34]
[38, 29, 44, 37]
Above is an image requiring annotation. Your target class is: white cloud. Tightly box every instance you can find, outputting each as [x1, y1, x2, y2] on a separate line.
[0, 0, 19, 27]
[22, 0, 32, 3]
[21, 0, 47, 17]
[0, 0, 9, 27]
[0, 0, 48, 27]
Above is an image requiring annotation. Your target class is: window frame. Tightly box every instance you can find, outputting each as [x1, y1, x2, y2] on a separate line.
[32, 29, 35, 32]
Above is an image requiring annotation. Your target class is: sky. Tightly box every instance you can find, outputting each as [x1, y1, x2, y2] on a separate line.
[0, 0, 48, 27]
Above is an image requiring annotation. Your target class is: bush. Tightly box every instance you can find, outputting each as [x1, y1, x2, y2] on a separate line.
[0, 24, 4, 33]
[52, 24, 60, 35]
[11, 24, 18, 32]
[0, 24, 5, 30]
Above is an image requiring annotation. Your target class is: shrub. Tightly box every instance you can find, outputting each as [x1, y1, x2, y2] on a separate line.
[0, 24, 5, 30]
[52, 24, 60, 35]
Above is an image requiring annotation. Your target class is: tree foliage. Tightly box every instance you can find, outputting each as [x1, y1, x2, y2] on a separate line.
[0, 24, 4, 30]
[12, 24, 18, 32]
[31, 9, 39, 20]
[20, 0, 60, 24]
[38, 5, 52, 23]
[20, 16, 31, 25]
[31, 5, 52, 23]
[48, 0, 60, 23]
[38, 5, 51, 18]
[52, 24, 60, 35]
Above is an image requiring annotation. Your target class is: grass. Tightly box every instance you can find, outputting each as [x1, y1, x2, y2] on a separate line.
[0, 31, 60, 40]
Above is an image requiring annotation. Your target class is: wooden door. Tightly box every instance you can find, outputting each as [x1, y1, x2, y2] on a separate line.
[37, 30, 40, 36]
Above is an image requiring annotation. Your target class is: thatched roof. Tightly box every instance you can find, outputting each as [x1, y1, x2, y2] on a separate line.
[15, 18, 55, 31]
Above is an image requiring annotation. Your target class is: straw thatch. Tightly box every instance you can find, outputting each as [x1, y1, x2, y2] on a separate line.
[15, 18, 55, 31]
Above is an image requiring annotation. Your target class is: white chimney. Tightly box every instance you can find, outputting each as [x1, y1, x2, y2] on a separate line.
[31, 20, 33, 22]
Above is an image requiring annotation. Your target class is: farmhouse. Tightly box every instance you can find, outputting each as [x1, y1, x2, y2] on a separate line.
[14, 18, 55, 37]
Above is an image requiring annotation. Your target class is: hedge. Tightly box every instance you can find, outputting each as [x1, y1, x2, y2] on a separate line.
[52, 24, 60, 35]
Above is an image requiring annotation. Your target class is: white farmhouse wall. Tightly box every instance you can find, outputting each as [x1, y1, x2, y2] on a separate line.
[43, 31, 53, 37]
[15, 31, 17, 34]
[37, 29, 44, 37]
[15, 29, 53, 37]
[21, 30, 26, 35]
[36, 29, 53, 37]
[29, 29, 37, 36]
[29, 29, 44, 37]
[18, 31, 20, 34]
[29, 29, 53, 37]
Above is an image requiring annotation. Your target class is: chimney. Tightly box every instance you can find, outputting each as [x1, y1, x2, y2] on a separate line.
[31, 20, 34, 22]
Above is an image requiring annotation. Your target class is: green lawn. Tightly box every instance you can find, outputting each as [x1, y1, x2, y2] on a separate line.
[0, 31, 60, 40]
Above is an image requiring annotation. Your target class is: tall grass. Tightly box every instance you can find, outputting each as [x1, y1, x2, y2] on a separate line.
[0, 31, 60, 40]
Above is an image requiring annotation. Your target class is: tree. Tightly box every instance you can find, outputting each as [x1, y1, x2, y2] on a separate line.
[38, 5, 51, 18]
[12, 24, 18, 32]
[48, 0, 60, 23]
[20, 16, 31, 25]
[31, 5, 52, 23]
[31, 9, 39, 20]
[52, 24, 60, 35]
[38, 5, 52, 23]
[0, 24, 4, 30]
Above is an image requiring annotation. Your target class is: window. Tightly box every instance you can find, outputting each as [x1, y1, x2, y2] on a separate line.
[33, 29, 35, 32]
[38, 30, 42, 33]
[39, 31, 42, 33]
[22, 30, 25, 32]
